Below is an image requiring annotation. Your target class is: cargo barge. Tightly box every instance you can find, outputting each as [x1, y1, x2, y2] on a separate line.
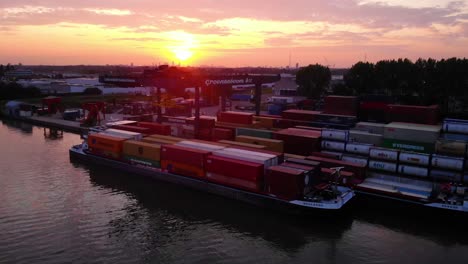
[69, 139, 355, 214]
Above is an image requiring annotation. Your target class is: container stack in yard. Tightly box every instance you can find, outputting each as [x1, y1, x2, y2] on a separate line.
[323, 96, 359, 116]
[386, 104, 439, 125]
[382, 122, 441, 153]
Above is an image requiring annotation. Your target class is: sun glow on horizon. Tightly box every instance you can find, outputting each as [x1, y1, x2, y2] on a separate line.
[165, 31, 198, 63]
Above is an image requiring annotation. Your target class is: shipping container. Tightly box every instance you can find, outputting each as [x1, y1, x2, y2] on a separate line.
[141, 137, 177, 145]
[224, 147, 278, 163]
[383, 122, 441, 143]
[341, 155, 368, 167]
[285, 158, 321, 169]
[314, 113, 358, 125]
[273, 129, 321, 155]
[310, 151, 343, 160]
[386, 104, 439, 125]
[382, 138, 435, 153]
[442, 122, 468, 135]
[161, 160, 205, 178]
[123, 154, 161, 167]
[235, 135, 284, 153]
[137, 122, 171, 135]
[175, 140, 226, 152]
[281, 109, 321, 121]
[217, 111, 253, 125]
[354, 122, 386, 134]
[435, 139, 467, 157]
[306, 156, 366, 179]
[161, 144, 211, 169]
[398, 151, 430, 166]
[147, 134, 183, 142]
[87, 133, 126, 154]
[185, 116, 216, 128]
[441, 133, 468, 142]
[369, 148, 399, 161]
[321, 140, 346, 152]
[398, 165, 428, 177]
[284, 153, 307, 160]
[349, 130, 383, 146]
[368, 160, 398, 173]
[265, 166, 308, 200]
[111, 124, 152, 135]
[321, 129, 349, 142]
[235, 128, 274, 139]
[213, 128, 234, 141]
[323, 96, 359, 116]
[212, 149, 275, 170]
[431, 155, 465, 171]
[345, 142, 373, 155]
[123, 140, 161, 161]
[102, 128, 143, 141]
[430, 169, 463, 182]
[205, 155, 264, 192]
[253, 116, 277, 129]
[218, 140, 266, 150]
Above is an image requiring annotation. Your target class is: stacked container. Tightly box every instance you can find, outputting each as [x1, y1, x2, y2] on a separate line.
[160, 145, 211, 178]
[217, 111, 253, 125]
[205, 155, 264, 193]
[273, 128, 321, 156]
[382, 122, 441, 153]
[123, 140, 162, 167]
[322, 96, 359, 116]
[87, 133, 126, 159]
[137, 122, 171, 136]
[386, 104, 439, 125]
[265, 166, 309, 200]
[235, 135, 284, 152]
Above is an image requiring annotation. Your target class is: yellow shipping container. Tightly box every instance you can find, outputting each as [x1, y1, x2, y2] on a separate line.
[147, 134, 183, 142]
[235, 135, 284, 153]
[218, 140, 267, 149]
[142, 137, 177, 145]
[123, 140, 162, 161]
[254, 116, 276, 129]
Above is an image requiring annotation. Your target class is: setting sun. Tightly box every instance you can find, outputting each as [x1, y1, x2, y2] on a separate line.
[173, 48, 193, 62]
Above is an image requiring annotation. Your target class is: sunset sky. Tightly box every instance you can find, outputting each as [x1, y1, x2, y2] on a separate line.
[1, 0, 467, 67]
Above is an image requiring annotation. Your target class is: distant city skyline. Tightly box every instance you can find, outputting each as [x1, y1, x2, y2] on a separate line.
[1, 0, 467, 67]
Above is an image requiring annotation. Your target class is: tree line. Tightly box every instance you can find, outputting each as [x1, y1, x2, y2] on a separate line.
[0, 82, 41, 100]
[296, 58, 468, 107]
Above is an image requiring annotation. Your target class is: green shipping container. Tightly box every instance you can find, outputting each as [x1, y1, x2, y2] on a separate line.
[123, 155, 161, 168]
[382, 139, 435, 153]
[235, 127, 273, 139]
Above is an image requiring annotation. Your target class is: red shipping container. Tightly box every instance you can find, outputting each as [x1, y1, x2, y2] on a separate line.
[161, 160, 205, 178]
[306, 156, 366, 180]
[360, 101, 389, 111]
[273, 129, 321, 156]
[111, 124, 151, 134]
[217, 111, 253, 125]
[197, 128, 213, 141]
[160, 144, 211, 168]
[266, 166, 307, 200]
[323, 96, 359, 116]
[137, 122, 171, 135]
[205, 155, 264, 182]
[213, 128, 234, 141]
[309, 152, 341, 160]
[186, 116, 216, 128]
[205, 172, 262, 193]
[386, 104, 439, 125]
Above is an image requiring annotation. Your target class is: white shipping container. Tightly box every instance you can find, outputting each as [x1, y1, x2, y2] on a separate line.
[369, 148, 399, 161]
[342, 155, 368, 166]
[345, 142, 372, 155]
[431, 155, 465, 171]
[321, 140, 346, 152]
[103, 128, 142, 140]
[176, 141, 225, 152]
[369, 160, 398, 173]
[321, 129, 349, 142]
[430, 169, 462, 182]
[398, 152, 430, 166]
[398, 165, 428, 177]
[443, 122, 468, 135]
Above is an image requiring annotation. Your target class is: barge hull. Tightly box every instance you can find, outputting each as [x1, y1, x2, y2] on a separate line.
[70, 146, 354, 214]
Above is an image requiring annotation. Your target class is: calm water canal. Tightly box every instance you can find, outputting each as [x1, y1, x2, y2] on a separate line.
[1, 120, 467, 264]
